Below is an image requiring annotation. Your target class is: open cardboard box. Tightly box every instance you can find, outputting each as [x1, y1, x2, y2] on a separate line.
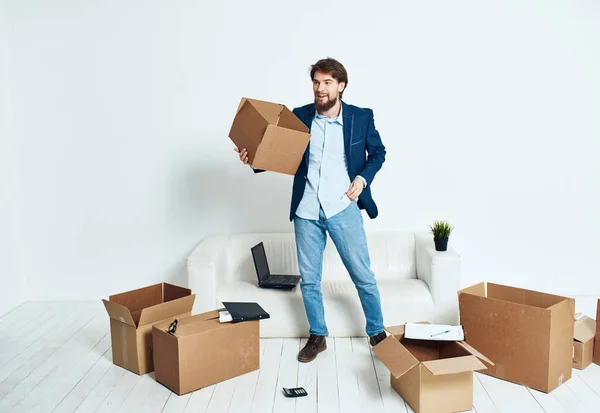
[102, 283, 195, 375]
[228, 97, 310, 175]
[458, 282, 574, 392]
[573, 314, 595, 370]
[372, 323, 492, 413]
[152, 310, 260, 395]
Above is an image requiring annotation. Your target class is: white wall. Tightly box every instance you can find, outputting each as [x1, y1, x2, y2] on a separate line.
[2, 0, 599, 304]
[0, 0, 25, 315]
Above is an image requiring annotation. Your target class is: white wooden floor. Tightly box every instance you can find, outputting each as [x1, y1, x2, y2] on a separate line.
[0, 298, 599, 413]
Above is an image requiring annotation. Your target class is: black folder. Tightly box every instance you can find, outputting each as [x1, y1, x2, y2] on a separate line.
[222, 302, 270, 323]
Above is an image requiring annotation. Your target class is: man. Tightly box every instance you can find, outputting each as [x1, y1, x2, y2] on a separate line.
[235, 57, 387, 362]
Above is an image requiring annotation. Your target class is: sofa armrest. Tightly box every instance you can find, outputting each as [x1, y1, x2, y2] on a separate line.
[415, 232, 461, 305]
[187, 235, 230, 314]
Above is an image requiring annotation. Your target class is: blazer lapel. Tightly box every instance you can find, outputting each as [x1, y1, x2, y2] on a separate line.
[342, 100, 354, 170]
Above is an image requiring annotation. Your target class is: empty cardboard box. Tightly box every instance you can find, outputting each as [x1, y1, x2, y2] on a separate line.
[228, 97, 311, 175]
[572, 315, 595, 370]
[595, 299, 600, 365]
[458, 282, 574, 393]
[152, 310, 260, 395]
[102, 283, 195, 375]
[372, 324, 492, 413]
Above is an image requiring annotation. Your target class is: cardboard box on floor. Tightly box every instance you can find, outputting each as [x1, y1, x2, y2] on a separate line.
[372, 324, 493, 413]
[573, 315, 595, 370]
[102, 283, 195, 375]
[458, 282, 574, 393]
[152, 310, 260, 395]
[595, 299, 600, 365]
[228, 97, 310, 175]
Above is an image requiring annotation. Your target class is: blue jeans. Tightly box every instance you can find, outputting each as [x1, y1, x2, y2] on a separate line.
[294, 203, 384, 337]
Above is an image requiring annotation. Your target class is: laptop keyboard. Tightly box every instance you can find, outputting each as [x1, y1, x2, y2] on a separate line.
[268, 276, 298, 284]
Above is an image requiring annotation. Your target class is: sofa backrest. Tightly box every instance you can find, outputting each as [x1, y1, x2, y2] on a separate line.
[222, 232, 417, 284]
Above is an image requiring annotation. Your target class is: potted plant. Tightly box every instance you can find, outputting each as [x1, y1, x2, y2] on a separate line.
[430, 220, 453, 251]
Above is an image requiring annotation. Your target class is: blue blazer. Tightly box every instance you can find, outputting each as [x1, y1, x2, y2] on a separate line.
[288, 101, 386, 221]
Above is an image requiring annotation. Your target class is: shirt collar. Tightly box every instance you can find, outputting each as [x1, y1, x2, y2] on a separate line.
[315, 103, 343, 125]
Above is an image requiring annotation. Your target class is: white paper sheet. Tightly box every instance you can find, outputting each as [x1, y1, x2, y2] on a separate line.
[403, 323, 465, 341]
[219, 310, 232, 323]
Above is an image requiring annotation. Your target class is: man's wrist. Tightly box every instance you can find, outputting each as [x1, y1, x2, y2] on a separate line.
[356, 175, 367, 188]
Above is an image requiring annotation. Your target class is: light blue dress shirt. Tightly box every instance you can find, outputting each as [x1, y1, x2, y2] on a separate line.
[296, 105, 365, 220]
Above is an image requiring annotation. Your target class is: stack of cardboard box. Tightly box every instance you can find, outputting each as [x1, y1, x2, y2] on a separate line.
[102, 283, 261, 396]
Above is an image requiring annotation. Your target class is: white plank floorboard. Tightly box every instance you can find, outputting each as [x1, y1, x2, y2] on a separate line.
[271, 338, 299, 413]
[472, 373, 499, 413]
[159, 392, 191, 413]
[182, 385, 215, 413]
[316, 335, 341, 413]
[527, 388, 568, 413]
[335, 337, 361, 413]
[352, 337, 384, 412]
[249, 338, 282, 413]
[52, 344, 114, 413]
[295, 337, 317, 413]
[477, 372, 546, 413]
[566, 370, 600, 412]
[0, 298, 598, 413]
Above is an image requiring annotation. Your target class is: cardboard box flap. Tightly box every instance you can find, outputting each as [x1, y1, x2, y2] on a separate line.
[164, 283, 192, 302]
[422, 355, 487, 376]
[487, 283, 566, 309]
[372, 336, 419, 379]
[102, 299, 135, 327]
[138, 294, 196, 327]
[278, 106, 309, 133]
[574, 316, 596, 343]
[109, 283, 163, 313]
[229, 100, 269, 157]
[245, 98, 283, 125]
[458, 282, 486, 297]
[384, 325, 405, 340]
[456, 341, 495, 365]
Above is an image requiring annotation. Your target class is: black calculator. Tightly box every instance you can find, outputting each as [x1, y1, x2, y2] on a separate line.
[283, 387, 308, 397]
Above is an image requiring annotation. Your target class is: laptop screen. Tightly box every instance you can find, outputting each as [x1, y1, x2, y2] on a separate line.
[251, 242, 270, 282]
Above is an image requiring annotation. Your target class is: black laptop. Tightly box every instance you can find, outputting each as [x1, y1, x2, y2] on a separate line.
[251, 242, 300, 289]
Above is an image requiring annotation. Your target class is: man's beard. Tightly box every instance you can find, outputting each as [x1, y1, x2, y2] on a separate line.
[314, 93, 338, 112]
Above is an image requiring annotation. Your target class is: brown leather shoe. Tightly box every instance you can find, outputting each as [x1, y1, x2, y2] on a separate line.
[297, 334, 327, 363]
[369, 331, 387, 346]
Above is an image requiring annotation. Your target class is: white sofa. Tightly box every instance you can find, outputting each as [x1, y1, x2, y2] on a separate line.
[187, 231, 460, 337]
